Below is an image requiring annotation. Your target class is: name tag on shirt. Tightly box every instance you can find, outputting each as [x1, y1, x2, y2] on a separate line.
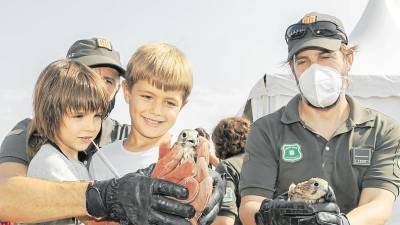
[351, 147, 372, 166]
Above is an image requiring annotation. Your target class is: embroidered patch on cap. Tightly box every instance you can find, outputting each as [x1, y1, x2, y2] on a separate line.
[96, 38, 112, 50]
[302, 15, 317, 24]
[281, 144, 303, 162]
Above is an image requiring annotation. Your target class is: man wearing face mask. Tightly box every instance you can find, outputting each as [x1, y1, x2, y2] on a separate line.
[239, 12, 400, 225]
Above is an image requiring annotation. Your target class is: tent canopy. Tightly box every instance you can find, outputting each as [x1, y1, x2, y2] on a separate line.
[350, 0, 400, 76]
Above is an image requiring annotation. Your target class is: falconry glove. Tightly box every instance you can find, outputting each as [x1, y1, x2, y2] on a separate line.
[255, 179, 343, 225]
[316, 212, 350, 225]
[255, 198, 341, 225]
[85, 169, 195, 225]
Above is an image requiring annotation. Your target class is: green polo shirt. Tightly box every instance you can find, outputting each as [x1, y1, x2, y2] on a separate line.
[239, 94, 400, 213]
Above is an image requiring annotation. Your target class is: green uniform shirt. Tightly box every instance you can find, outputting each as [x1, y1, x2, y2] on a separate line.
[0, 117, 130, 166]
[239, 94, 400, 213]
[217, 153, 245, 225]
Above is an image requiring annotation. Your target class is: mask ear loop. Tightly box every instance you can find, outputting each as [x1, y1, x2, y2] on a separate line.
[340, 47, 354, 92]
[341, 75, 351, 91]
[291, 55, 298, 83]
[292, 55, 305, 97]
[340, 58, 352, 94]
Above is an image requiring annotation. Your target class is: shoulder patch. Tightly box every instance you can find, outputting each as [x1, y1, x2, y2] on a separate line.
[6, 128, 24, 137]
[223, 187, 234, 203]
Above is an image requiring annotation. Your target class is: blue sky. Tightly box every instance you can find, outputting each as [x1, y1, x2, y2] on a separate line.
[0, 0, 370, 141]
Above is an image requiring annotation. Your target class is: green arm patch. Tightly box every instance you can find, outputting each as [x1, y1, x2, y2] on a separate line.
[223, 187, 234, 203]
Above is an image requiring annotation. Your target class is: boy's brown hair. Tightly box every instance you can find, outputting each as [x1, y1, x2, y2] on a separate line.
[212, 117, 251, 159]
[125, 43, 193, 103]
[27, 59, 109, 157]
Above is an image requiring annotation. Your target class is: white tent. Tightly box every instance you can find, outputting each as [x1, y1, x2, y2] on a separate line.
[241, 0, 400, 123]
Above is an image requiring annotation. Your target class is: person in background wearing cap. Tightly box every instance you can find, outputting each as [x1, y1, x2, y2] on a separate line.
[0, 38, 197, 225]
[0, 37, 130, 180]
[239, 12, 400, 225]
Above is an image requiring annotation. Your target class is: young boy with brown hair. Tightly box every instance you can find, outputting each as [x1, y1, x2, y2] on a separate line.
[89, 43, 193, 180]
[26, 59, 109, 225]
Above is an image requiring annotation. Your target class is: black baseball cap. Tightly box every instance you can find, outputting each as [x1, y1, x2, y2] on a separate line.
[66, 37, 125, 77]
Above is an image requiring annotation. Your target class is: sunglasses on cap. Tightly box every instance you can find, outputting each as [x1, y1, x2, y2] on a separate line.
[285, 21, 348, 44]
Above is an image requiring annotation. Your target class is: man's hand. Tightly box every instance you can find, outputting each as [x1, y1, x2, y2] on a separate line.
[85, 171, 195, 225]
[255, 199, 341, 225]
[255, 185, 346, 225]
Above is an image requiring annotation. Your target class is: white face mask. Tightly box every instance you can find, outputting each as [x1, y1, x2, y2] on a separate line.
[298, 64, 343, 108]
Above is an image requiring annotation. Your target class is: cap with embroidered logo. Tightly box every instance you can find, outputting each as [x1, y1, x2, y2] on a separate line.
[67, 38, 125, 77]
[286, 12, 348, 60]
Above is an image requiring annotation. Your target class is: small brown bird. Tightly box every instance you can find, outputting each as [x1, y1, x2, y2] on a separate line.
[288, 177, 329, 203]
[176, 129, 199, 164]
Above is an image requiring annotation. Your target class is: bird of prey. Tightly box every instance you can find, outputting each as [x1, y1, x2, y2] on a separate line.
[175, 129, 199, 164]
[288, 177, 329, 203]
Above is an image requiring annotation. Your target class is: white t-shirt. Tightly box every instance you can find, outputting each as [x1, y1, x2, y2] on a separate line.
[28, 143, 90, 181]
[27, 143, 89, 225]
[89, 139, 159, 180]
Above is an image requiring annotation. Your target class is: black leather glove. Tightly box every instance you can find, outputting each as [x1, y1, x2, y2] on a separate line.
[136, 163, 156, 176]
[255, 199, 341, 225]
[316, 212, 350, 225]
[255, 186, 341, 225]
[85, 171, 195, 225]
[198, 168, 226, 225]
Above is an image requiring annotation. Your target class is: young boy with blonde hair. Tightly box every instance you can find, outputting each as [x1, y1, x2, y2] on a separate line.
[89, 43, 193, 180]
